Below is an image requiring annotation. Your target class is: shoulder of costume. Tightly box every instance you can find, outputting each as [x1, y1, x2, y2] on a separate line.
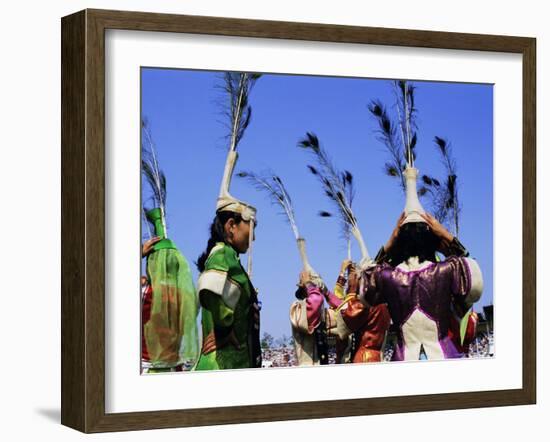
[444, 237, 469, 258]
[198, 243, 243, 309]
[440, 255, 479, 278]
[200, 242, 248, 293]
[441, 255, 463, 265]
[204, 242, 239, 273]
[362, 261, 390, 273]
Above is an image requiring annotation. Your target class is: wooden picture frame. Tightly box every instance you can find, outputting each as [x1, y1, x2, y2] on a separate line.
[61, 8, 536, 433]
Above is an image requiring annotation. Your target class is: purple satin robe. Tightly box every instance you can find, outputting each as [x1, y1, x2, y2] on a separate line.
[363, 256, 478, 361]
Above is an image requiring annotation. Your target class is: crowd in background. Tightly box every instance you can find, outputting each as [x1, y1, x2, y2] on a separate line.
[261, 328, 494, 367]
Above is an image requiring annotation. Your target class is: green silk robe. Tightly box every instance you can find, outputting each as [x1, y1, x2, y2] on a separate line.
[143, 208, 199, 370]
[195, 243, 261, 370]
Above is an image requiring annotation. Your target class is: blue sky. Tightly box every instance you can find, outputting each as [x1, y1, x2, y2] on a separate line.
[141, 68, 493, 339]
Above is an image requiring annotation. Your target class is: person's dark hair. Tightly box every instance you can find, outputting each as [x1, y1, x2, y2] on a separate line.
[295, 285, 307, 300]
[389, 222, 439, 265]
[196, 211, 243, 272]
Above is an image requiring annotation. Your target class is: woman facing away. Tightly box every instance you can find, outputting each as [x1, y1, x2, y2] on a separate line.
[352, 212, 483, 361]
[290, 265, 347, 366]
[194, 210, 262, 370]
[140, 217, 199, 374]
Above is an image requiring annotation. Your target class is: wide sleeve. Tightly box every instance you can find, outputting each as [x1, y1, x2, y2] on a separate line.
[341, 296, 370, 332]
[196, 245, 242, 337]
[197, 245, 242, 311]
[333, 282, 345, 300]
[200, 290, 235, 330]
[304, 285, 325, 333]
[360, 265, 384, 306]
[333, 273, 348, 300]
[329, 275, 373, 340]
[447, 256, 483, 305]
[441, 237, 469, 258]
[326, 288, 344, 309]
[290, 300, 310, 335]
[329, 296, 369, 341]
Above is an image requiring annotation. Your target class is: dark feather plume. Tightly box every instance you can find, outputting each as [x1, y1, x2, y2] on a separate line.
[237, 169, 300, 239]
[385, 163, 399, 177]
[368, 98, 405, 190]
[219, 72, 261, 152]
[428, 136, 461, 236]
[422, 175, 433, 186]
[141, 118, 169, 235]
[298, 132, 320, 151]
[307, 165, 318, 175]
[141, 120, 167, 211]
[410, 132, 417, 150]
[299, 132, 359, 241]
[344, 170, 353, 184]
[434, 136, 447, 154]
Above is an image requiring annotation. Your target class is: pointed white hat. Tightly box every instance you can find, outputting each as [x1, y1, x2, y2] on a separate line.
[216, 150, 257, 222]
[216, 149, 257, 278]
[402, 166, 426, 224]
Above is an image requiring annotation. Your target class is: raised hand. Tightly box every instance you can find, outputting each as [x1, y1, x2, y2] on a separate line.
[420, 213, 454, 243]
[340, 259, 352, 276]
[142, 236, 161, 257]
[384, 211, 406, 252]
[299, 270, 312, 287]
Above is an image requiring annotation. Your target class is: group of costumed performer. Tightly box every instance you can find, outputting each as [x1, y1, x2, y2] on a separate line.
[194, 73, 262, 370]
[140, 121, 199, 373]
[297, 132, 392, 364]
[272, 129, 484, 364]
[140, 73, 484, 372]
[240, 132, 392, 366]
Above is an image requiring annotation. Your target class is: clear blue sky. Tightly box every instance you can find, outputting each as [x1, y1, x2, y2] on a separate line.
[141, 68, 493, 339]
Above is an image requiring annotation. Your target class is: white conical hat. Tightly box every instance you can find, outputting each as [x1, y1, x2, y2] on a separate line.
[216, 149, 257, 278]
[402, 166, 426, 224]
[296, 238, 325, 290]
[350, 225, 374, 270]
[216, 150, 257, 222]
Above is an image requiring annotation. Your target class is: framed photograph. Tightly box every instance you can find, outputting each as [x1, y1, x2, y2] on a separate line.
[61, 9, 536, 433]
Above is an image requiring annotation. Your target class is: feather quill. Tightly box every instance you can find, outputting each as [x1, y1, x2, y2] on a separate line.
[141, 119, 168, 236]
[434, 137, 460, 236]
[368, 80, 418, 194]
[299, 132, 371, 265]
[418, 137, 461, 236]
[368, 100, 406, 191]
[219, 72, 262, 152]
[238, 170, 321, 278]
[237, 170, 300, 240]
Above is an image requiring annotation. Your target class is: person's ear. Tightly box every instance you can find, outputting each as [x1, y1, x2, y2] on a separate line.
[225, 218, 236, 236]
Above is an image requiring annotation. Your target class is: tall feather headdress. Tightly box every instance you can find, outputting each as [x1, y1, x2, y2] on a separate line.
[141, 119, 169, 238]
[368, 80, 425, 225]
[298, 132, 372, 268]
[238, 170, 324, 287]
[420, 137, 461, 236]
[216, 72, 261, 276]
